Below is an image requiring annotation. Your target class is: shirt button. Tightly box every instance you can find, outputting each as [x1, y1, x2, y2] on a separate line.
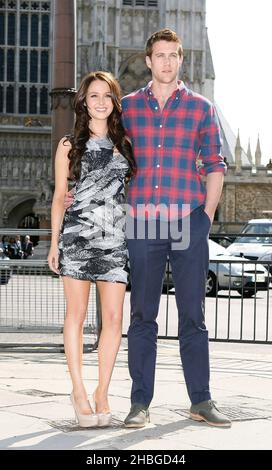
[159, 124, 162, 128]
[157, 164, 160, 168]
[155, 185, 159, 189]
[158, 144, 161, 148]
[155, 106, 158, 110]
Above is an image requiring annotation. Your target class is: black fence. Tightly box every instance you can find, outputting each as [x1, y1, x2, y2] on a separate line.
[157, 258, 271, 344]
[1, 229, 272, 349]
[0, 259, 100, 352]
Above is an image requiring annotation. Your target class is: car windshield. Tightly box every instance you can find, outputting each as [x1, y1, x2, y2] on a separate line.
[235, 223, 272, 244]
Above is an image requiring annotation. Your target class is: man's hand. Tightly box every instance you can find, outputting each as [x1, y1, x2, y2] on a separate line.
[64, 189, 74, 210]
[204, 172, 224, 225]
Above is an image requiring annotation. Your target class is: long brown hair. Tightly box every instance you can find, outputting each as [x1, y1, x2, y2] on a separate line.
[66, 71, 136, 181]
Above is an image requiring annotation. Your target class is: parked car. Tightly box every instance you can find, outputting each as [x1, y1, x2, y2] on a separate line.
[207, 240, 269, 297]
[0, 248, 12, 285]
[225, 218, 272, 260]
[257, 249, 272, 274]
[163, 240, 269, 298]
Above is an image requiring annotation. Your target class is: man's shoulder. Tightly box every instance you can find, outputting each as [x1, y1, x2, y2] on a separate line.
[121, 87, 145, 106]
[183, 86, 214, 111]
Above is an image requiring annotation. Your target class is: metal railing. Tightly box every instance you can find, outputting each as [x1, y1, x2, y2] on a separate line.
[0, 259, 100, 352]
[157, 258, 272, 344]
[1, 229, 272, 349]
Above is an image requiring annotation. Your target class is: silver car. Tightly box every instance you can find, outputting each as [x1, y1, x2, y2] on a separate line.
[257, 249, 272, 274]
[163, 240, 269, 298]
[207, 240, 269, 297]
[225, 218, 272, 260]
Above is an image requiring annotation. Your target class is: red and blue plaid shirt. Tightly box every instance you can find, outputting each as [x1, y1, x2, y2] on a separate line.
[121, 81, 226, 219]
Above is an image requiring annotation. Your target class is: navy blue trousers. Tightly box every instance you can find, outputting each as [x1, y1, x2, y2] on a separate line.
[127, 205, 212, 406]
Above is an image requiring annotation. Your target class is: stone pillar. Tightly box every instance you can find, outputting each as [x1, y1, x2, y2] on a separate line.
[0, 193, 3, 227]
[50, 0, 76, 170]
[37, 0, 76, 247]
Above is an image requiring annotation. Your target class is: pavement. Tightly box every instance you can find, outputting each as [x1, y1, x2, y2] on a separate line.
[0, 335, 272, 450]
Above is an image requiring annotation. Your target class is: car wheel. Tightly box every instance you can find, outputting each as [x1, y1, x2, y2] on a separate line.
[237, 289, 256, 298]
[206, 271, 217, 297]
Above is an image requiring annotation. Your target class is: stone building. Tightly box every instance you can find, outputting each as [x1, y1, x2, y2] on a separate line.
[0, 0, 52, 230]
[219, 133, 272, 225]
[0, 0, 271, 232]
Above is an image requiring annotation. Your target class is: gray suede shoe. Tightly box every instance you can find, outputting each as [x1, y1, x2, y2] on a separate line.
[190, 400, 232, 427]
[124, 403, 150, 428]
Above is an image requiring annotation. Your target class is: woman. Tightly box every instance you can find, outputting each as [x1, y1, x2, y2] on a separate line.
[47, 71, 136, 427]
[1, 236, 10, 258]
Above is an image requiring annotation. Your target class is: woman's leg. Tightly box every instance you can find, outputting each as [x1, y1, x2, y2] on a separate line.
[62, 276, 93, 414]
[94, 281, 126, 413]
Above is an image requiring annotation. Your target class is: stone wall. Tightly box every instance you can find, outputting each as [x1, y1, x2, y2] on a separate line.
[221, 182, 272, 222]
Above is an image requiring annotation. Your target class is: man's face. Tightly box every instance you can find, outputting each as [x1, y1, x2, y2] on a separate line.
[145, 40, 183, 84]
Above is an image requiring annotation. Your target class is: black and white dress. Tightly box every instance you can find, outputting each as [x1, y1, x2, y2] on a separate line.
[58, 137, 130, 284]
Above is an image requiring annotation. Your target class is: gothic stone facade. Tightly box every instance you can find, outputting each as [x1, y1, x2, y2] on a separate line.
[0, 0, 271, 230]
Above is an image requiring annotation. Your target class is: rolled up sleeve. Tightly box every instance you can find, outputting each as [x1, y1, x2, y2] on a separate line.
[198, 103, 227, 176]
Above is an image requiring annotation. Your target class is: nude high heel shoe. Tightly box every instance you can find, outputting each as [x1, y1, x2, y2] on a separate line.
[70, 392, 98, 428]
[92, 392, 112, 427]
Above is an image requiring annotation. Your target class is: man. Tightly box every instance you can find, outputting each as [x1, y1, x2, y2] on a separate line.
[14, 235, 23, 259]
[22, 235, 34, 259]
[121, 29, 231, 428]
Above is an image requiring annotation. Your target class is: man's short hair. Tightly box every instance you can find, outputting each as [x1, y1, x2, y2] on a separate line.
[145, 28, 183, 58]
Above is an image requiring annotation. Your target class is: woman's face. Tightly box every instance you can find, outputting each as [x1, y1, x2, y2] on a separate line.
[85, 79, 114, 122]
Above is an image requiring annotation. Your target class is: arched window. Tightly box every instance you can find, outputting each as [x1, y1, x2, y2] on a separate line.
[40, 86, 48, 114]
[1, 2, 51, 115]
[19, 49, 27, 81]
[122, 0, 158, 5]
[6, 85, 14, 113]
[31, 14, 38, 46]
[8, 13, 15, 45]
[30, 50, 38, 82]
[29, 86, 37, 114]
[41, 15, 49, 47]
[0, 48, 4, 81]
[0, 85, 3, 113]
[19, 85, 27, 114]
[40, 50, 48, 83]
[20, 13, 28, 46]
[0, 13, 4, 44]
[7, 49, 14, 80]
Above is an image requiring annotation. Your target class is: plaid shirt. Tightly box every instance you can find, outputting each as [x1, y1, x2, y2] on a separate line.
[122, 81, 226, 219]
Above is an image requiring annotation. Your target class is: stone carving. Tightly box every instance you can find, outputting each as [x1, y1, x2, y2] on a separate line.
[50, 88, 76, 110]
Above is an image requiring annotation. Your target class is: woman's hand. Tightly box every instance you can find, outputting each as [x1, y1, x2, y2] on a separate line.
[47, 245, 60, 275]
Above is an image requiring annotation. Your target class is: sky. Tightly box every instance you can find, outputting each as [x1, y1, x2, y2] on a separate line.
[206, 0, 272, 165]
